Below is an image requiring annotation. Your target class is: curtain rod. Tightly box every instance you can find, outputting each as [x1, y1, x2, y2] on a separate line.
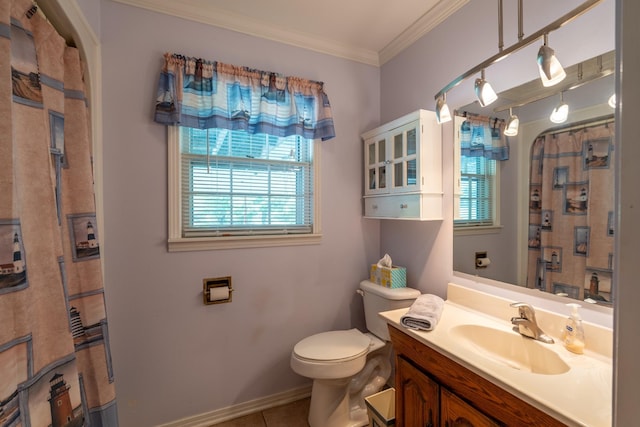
[434, 0, 604, 101]
[537, 114, 614, 138]
[454, 110, 505, 125]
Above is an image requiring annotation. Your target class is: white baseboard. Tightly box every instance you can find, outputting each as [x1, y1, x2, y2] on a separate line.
[156, 385, 312, 427]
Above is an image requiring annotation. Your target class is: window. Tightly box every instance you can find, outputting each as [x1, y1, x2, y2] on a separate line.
[455, 155, 497, 226]
[168, 127, 321, 251]
[453, 115, 500, 230]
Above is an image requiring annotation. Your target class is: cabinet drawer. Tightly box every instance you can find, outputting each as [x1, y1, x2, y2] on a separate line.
[365, 194, 420, 218]
[364, 193, 442, 220]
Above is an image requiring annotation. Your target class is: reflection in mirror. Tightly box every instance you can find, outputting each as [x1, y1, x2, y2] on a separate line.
[453, 51, 615, 306]
[525, 115, 614, 305]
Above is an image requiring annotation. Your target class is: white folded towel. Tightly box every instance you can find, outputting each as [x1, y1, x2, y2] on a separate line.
[400, 294, 445, 331]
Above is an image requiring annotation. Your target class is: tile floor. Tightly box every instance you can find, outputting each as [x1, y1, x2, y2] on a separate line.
[210, 397, 311, 427]
[210, 396, 374, 427]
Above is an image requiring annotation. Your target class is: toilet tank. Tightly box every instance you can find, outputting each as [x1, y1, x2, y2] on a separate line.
[359, 280, 421, 341]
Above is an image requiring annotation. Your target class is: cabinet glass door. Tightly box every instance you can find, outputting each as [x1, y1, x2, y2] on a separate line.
[407, 128, 417, 185]
[378, 139, 387, 189]
[390, 124, 419, 193]
[393, 133, 404, 188]
[365, 137, 388, 195]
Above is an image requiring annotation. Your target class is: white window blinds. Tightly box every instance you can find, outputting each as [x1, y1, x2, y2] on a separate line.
[455, 155, 496, 226]
[180, 128, 314, 237]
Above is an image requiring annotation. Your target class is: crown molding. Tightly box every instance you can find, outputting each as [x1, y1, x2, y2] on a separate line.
[111, 0, 380, 65]
[112, 0, 465, 67]
[379, 0, 469, 65]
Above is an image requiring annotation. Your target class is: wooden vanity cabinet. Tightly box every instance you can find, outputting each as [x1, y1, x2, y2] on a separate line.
[397, 356, 439, 427]
[390, 325, 566, 427]
[441, 388, 500, 427]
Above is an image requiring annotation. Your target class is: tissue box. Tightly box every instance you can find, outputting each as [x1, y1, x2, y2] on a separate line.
[370, 264, 406, 288]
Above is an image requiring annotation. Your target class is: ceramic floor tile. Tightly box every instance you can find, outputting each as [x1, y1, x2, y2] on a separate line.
[211, 412, 266, 427]
[262, 397, 310, 427]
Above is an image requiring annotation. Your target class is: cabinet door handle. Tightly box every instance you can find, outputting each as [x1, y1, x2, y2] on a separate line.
[400, 203, 408, 209]
[372, 204, 378, 209]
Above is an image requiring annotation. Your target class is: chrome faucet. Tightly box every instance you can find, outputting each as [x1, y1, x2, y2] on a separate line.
[510, 302, 554, 344]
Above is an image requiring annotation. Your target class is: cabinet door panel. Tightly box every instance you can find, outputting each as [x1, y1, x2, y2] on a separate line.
[441, 388, 500, 427]
[389, 122, 420, 193]
[364, 137, 389, 195]
[378, 139, 386, 163]
[397, 357, 439, 427]
[394, 162, 404, 188]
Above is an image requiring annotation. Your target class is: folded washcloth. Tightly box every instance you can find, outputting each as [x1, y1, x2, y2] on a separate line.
[400, 294, 445, 331]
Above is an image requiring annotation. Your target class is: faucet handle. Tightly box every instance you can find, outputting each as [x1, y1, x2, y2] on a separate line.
[510, 302, 536, 320]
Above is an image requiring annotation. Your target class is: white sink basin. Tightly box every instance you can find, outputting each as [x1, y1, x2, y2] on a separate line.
[450, 324, 570, 375]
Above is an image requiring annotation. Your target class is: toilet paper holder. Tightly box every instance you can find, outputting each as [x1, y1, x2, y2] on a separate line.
[475, 251, 491, 269]
[203, 276, 233, 305]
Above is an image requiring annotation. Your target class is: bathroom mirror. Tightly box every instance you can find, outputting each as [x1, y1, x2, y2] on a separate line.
[453, 50, 615, 306]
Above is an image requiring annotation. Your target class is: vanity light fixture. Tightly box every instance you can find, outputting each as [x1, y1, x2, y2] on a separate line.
[435, 94, 452, 124]
[537, 34, 566, 87]
[475, 69, 498, 107]
[493, 51, 615, 117]
[432, 0, 602, 124]
[550, 92, 569, 123]
[504, 108, 520, 136]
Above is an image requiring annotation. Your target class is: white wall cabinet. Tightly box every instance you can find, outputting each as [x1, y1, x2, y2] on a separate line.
[362, 109, 442, 220]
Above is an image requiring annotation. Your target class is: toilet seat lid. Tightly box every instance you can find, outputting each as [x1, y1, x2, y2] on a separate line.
[294, 329, 371, 362]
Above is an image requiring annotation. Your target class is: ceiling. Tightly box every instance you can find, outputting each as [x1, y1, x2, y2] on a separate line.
[112, 0, 468, 66]
[111, 0, 614, 119]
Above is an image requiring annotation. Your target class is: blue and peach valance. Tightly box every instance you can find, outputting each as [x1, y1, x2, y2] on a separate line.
[458, 112, 509, 161]
[154, 53, 336, 141]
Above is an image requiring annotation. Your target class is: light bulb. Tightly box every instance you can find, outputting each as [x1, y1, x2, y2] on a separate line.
[436, 96, 452, 124]
[474, 70, 498, 107]
[504, 111, 519, 136]
[537, 35, 566, 87]
[550, 102, 569, 123]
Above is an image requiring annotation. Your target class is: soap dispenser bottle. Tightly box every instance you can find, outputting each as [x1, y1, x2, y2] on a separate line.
[562, 303, 585, 354]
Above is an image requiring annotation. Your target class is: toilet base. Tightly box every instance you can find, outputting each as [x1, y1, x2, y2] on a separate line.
[308, 378, 368, 427]
[307, 344, 392, 427]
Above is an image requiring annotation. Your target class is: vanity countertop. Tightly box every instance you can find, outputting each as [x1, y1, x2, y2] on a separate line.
[380, 285, 612, 427]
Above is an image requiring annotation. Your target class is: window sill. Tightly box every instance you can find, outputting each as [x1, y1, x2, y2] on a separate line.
[454, 225, 503, 236]
[168, 233, 322, 252]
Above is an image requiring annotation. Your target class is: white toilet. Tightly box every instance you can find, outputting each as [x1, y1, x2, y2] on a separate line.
[290, 280, 420, 427]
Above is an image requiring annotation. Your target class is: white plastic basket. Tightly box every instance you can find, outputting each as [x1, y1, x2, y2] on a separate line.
[364, 388, 395, 427]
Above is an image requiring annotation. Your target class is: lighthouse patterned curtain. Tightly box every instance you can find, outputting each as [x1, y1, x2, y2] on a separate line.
[526, 119, 615, 304]
[1, 1, 118, 426]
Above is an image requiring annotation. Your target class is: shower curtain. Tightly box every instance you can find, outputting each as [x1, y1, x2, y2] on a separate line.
[526, 119, 615, 304]
[1, 1, 118, 426]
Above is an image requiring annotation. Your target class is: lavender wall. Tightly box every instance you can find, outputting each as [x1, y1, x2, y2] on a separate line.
[378, 0, 615, 298]
[76, 0, 100, 39]
[70, 0, 640, 425]
[99, 1, 380, 425]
